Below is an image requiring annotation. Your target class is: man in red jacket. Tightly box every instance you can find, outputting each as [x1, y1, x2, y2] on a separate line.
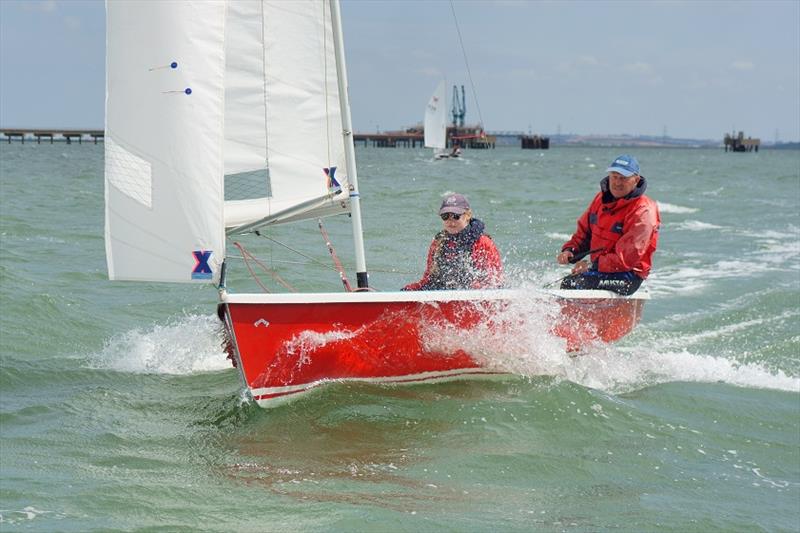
[403, 193, 503, 291]
[557, 155, 660, 295]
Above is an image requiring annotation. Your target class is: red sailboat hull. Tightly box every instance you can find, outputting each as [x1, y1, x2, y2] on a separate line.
[221, 289, 647, 406]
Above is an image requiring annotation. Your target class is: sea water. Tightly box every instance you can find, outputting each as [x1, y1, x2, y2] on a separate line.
[1, 142, 798, 531]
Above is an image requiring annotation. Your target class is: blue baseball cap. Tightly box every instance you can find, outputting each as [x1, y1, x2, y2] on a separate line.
[606, 155, 640, 177]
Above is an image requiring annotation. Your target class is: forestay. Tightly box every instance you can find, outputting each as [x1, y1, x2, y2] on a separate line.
[105, 0, 351, 284]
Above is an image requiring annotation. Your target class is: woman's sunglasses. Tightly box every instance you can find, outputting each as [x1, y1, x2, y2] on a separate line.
[440, 213, 462, 221]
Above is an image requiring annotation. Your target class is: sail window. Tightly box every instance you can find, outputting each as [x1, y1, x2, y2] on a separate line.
[224, 168, 271, 201]
[105, 136, 152, 208]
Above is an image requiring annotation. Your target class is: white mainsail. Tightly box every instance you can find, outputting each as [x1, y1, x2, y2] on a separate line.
[223, 0, 351, 232]
[424, 80, 447, 151]
[105, 0, 354, 284]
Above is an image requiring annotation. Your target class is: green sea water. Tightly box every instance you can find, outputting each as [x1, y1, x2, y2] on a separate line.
[1, 142, 798, 532]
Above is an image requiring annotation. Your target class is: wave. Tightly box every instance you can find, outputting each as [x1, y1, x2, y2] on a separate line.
[572, 346, 799, 394]
[408, 293, 800, 395]
[670, 220, 724, 231]
[90, 314, 230, 375]
[86, 293, 798, 398]
[658, 201, 698, 214]
[647, 254, 795, 296]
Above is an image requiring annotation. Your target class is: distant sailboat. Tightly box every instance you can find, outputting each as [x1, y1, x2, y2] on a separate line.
[424, 81, 457, 159]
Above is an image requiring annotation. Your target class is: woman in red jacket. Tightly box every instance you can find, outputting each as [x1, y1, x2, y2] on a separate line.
[557, 155, 660, 295]
[403, 193, 503, 291]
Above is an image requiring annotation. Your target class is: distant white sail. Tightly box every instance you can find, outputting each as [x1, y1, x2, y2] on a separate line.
[105, 0, 353, 284]
[424, 80, 447, 150]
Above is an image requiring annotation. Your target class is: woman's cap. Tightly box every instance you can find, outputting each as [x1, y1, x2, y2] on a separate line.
[606, 155, 640, 177]
[439, 193, 470, 215]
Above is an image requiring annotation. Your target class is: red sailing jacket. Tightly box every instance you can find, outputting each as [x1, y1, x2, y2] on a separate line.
[562, 176, 660, 279]
[403, 218, 504, 291]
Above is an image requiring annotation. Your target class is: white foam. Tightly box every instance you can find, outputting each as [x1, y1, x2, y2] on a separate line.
[757, 240, 800, 265]
[545, 232, 573, 241]
[92, 314, 230, 374]
[281, 329, 356, 368]
[88, 284, 799, 397]
[657, 201, 698, 214]
[700, 187, 725, 196]
[671, 220, 724, 231]
[646, 254, 790, 296]
[0, 507, 50, 525]
[418, 292, 568, 376]
[407, 289, 799, 395]
[607, 348, 800, 394]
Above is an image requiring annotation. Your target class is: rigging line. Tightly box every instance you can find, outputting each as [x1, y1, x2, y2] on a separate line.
[448, 0, 485, 128]
[318, 218, 353, 291]
[233, 242, 272, 293]
[234, 242, 297, 292]
[254, 231, 340, 272]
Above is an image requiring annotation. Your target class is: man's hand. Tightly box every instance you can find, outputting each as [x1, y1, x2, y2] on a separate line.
[557, 250, 573, 264]
[571, 260, 589, 275]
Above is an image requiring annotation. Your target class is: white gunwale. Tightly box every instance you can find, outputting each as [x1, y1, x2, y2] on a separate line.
[222, 288, 651, 305]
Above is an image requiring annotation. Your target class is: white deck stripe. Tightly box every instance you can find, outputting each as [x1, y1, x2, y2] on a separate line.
[223, 287, 650, 305]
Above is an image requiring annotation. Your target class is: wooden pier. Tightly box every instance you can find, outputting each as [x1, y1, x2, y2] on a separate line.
[1, 129, 104, 144]
[1, 126, 502, 149]
[353, 131, 424, 148]
[724, 131, 759, 152]
[354, 125, 496, 149]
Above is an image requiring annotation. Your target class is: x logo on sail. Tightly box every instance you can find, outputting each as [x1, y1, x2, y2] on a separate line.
[191, 250, 213, 280]
[324, 166, 341, 193]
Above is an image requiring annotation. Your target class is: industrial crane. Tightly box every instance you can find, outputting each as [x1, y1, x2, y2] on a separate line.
[451, 85, 466, 128]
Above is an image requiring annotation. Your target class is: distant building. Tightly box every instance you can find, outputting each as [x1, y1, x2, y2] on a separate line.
[724, 131, 760, 152]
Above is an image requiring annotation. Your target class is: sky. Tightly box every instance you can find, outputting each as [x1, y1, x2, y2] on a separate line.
[1, 0, 798, 142]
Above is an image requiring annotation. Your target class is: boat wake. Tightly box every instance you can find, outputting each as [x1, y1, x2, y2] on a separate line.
[406, 292, 800, 395]
[90, 314, 230, 375]
[90, 301, 798, 397]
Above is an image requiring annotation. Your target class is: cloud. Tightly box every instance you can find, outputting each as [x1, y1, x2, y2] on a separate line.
[418, 66, 443, 78]
[730, 61, 755, 71]
[64, 15, 81, 31]
[556, 55, 602, 77]
[509, 67, 540, 80]
[620, 62, 663, 86]
[623, 62, 654, 75]
[21, 0, 57, 13]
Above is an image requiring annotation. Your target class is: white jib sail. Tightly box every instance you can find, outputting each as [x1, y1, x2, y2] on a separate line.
[424, 80, 447, 150]
[105, 1, 226, 284]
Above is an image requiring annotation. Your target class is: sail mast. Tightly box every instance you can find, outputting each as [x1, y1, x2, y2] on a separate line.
[329, 0, 369, 289]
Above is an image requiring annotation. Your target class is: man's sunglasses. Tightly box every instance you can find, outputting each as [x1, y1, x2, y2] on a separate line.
[440, 213, 463, 221]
